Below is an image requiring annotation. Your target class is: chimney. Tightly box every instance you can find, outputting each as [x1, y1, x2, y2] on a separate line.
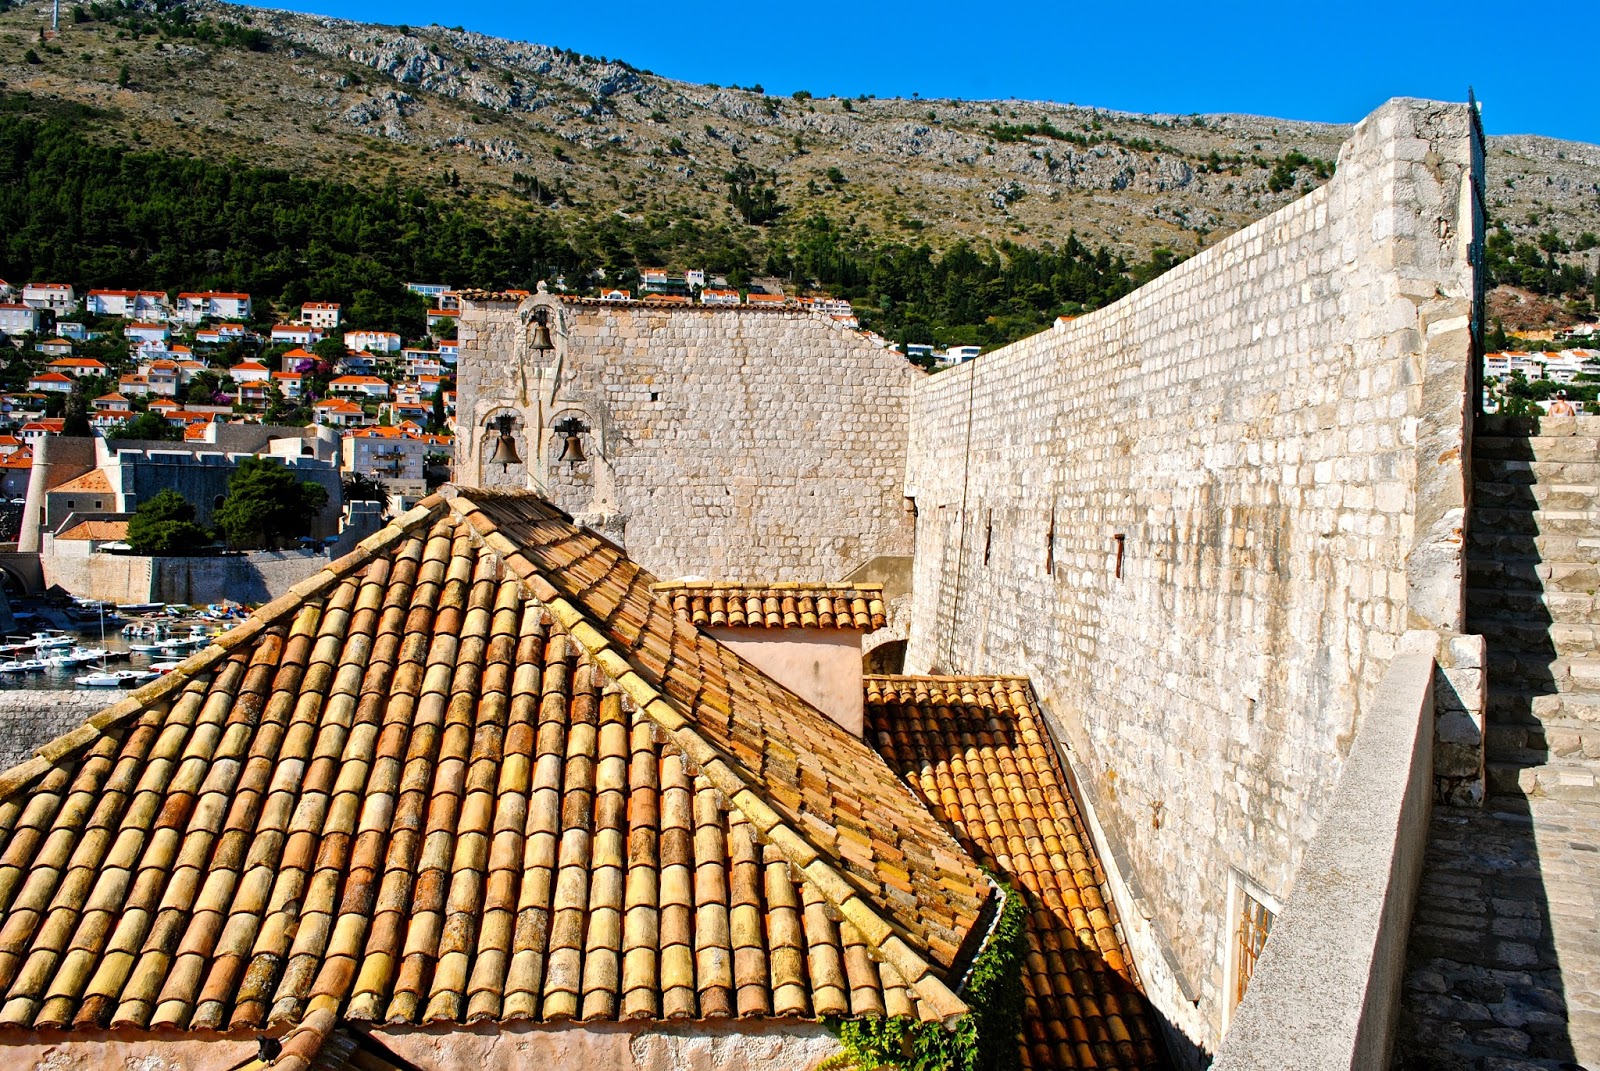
[656, 581, 887, 736]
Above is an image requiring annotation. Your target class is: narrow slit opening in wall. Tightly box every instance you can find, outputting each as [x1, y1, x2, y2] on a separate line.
[1113, 533, 1125, 580]
[1045, 508, 1055, 573]
[983, 512, 992, 566]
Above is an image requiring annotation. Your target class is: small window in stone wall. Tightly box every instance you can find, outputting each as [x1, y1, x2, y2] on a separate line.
[66, 499, 74, 510]
[1224, 870, 1280, 1033]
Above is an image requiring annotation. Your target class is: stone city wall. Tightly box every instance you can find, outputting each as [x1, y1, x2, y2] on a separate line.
[903, 98, 1481, 1058]
[42, 541, 329, 605]
[455, 301, 917, 583]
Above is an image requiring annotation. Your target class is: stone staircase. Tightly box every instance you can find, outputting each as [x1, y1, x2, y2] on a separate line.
[1470, 416, 1600, 801]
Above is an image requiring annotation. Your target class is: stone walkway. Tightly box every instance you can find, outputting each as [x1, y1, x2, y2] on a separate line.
[1395, 419, 1600, 1071]
[1393, 792, 1599, 1070]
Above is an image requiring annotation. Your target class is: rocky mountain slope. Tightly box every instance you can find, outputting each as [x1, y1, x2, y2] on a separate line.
[1, 0, 1597, 316]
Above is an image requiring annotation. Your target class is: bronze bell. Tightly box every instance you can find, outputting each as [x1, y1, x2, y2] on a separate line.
[553, 415, 588, 465]
[530, 307, 555, 352]
[487, 413, 521, 466]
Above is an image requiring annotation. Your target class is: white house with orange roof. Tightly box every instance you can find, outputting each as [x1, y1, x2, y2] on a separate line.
[21, 283, 75, 312]
[173, 291, 251, 324]
[330, 374, 390, 400]
[344, 329, 402, 354]
[0, 304, 41, 336]
[426, 309, 457, 333]
[45, 356, 108, 377]
[437, 338, 459, 362]
[700, 288, 740, 305]
[270, 323, 323, 347]
[745, 292, 788, 306]
[26, 372, 72, 395]
[92, 392, 130, 413]
[312, 397, 370, 428]
[118, 374, 152, 396]
[86, 289, 168, 319]
[18, 418, 65, 446]
[36, 338, 74, 357]
[124, 321, 170, 345]
[89, 408, 134, 432]
[383, 399, 432, 425]
[402, 348, 444, 377]
[599, 287, 631, 303]
[228, 360, 271, 385]
[174, 359, 208, 384]
[300, 302, 341, 328]
[271, 371, 304, 399]
[342, 425, 428, 489]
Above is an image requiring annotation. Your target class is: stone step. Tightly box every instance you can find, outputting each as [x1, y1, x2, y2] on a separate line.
[1466, 557, 1600, 594]
[1465, 547, 1593, 589]
[1486, 650, 1600, 691]
[1466, 586, 1600, 624]
[1487, 687, 1600, 727]
[1474, 435, 1600, 463]
[1474, 479, 1600, 512]
[1485, 721, 1600, 762]
[1477, 413, 1600, 437]
[1468, 527, 1600, 565]
[1474, 620, 1600, 656]
[1474, 456, 1600, 485]
[1486, 760, 1600, 803]
[1470, 506, 1600, 536]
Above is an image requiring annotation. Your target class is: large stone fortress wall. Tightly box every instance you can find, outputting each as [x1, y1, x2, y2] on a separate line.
[903, 99, 1481, 1055]
[454, 302, 917, 582]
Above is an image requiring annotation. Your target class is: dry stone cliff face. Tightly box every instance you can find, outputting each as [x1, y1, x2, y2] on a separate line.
[3, 0, 1592, 262]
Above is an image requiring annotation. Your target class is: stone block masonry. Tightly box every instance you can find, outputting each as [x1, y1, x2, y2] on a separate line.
[455, 300, 916, 583]
[903, 98, 1481, 1060]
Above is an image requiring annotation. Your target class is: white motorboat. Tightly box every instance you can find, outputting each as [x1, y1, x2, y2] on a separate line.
[149, 661, 184, 673]
[127, 642, 169, 655]
[75, 669, 160, 688]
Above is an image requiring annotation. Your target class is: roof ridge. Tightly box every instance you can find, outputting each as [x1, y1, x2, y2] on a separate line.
[447, 492, 973, 1027]
[0, 495, 452, 803]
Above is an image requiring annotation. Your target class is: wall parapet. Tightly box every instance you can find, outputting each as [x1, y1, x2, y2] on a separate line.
[1212, 629, 1438, 1070]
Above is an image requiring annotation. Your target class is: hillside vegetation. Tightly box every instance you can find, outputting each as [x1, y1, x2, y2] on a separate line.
[0, 0, 1597, 338]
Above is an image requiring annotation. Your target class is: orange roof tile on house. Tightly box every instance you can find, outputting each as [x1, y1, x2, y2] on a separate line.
[0, 450, 33, 471]
[331, 375, 388, 386]
[865, 676, 1163, 1069]
[272, 371, 303, 380]
[126, 321, 165, 330]
[313, 398, 364, 412]
[148, 399, 180, 411]
[642, 294, 693, 304]
[231, 360, 269, 372]
[282, 347, 317, 360]
[655, 581, 887, 630]
[0, 492, 1004, 1071]
[46, 357, 108, 370]
[302, 301, 340, 310]
[28, 372, 72, 386]
[183, 422, 209, 440]
[50, 468, 113, 494]
[745, 292, 788, 304]
[54, 518, 129, 541]
[22, 419, 65, 433]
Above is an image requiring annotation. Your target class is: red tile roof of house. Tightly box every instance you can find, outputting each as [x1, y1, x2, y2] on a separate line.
[28, 373, 72, 385]
[51, 468, 114, 494]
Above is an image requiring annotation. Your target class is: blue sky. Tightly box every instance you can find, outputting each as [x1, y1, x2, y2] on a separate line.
[262, 0, 1599, 145]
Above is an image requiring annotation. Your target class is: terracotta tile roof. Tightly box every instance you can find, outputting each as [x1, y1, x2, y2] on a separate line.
[55, 518, 128, 541]
[865, 675, 1164, 1070]
[653, 581, 886, 630]
[0, 493, 998, 1065]
[51, 469, 113, 494]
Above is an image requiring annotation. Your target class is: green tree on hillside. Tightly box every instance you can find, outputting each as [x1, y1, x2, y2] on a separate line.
[107, 411, 181, 440]
[213, 458, 329, 549]
[126, 489, 211, 554]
